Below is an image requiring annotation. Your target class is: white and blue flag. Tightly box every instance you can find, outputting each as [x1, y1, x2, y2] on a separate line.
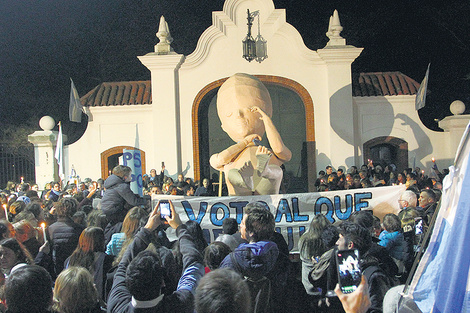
[415, 64, 430, 111]
[55, 121, 65, 180]
[404, 121, 470, 312]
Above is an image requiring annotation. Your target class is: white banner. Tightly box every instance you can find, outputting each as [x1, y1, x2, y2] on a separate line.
[153, 185, 405, 253]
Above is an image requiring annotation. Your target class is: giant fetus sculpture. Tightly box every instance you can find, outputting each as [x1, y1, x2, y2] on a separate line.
[210, 73, 292, 196]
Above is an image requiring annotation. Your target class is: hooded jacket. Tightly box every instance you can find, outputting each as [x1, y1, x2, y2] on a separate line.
[101, 174, 146, 223]
[219, 241, 279, 279]
[378, 230, 408, 261]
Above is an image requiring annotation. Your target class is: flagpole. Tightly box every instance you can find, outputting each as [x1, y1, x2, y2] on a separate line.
[55, 121, 64, 187]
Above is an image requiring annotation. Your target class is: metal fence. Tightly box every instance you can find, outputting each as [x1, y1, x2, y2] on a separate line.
[0, 145, 35, 189]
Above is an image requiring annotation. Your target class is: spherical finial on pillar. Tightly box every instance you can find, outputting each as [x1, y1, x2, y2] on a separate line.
[450, 100, 466, 115]
[39, 116, 55, 131]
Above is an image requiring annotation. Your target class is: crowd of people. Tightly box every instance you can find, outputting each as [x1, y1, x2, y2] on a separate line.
[314, 162, 447, 193]
[0, 160, 445, 313]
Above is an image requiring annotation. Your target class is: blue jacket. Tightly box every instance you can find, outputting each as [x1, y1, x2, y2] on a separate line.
[378, 230, 408, 261]
[220, 240, 279, 279]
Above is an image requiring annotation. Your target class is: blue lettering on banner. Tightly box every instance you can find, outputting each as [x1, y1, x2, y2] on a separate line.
[314, 197, 335, 223]
[123, 152, 132, 165]
[123, 151, 142, 168]
[275, 226, 296, 251]
[292, 197, 308, 222]
[275, 199, 293, 222]
[182, 201, 207, 223]
[334, 194, 353, 220]
[210, 203, 230, 226]
[229, 201, 249, 224]
[355, 192, 372, 211]
[287, 227, 294, 251]
[155, 184, 404, 252]
[136, 174, 143, 188]
[133, 152, 141, 167]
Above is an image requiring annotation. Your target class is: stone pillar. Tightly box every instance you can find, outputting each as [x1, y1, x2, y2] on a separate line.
[137, 16, 185, 178]
[317, 47, 363, 169]
[138, 54, 185, 177]
[439, 100, 470, 158]
[314, 10, 363, 170]
[28, 116, 67, 189]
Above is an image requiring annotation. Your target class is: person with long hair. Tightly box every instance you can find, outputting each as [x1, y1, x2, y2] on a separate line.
[0, 237, 34, 277]
[106, 207, 147, 258]
[65, 227, 113, 302]
[53, 266, 103, 313]
[298, 214, 331, 295]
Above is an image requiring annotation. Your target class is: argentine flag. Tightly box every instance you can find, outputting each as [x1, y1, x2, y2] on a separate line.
[404, 122, 470, 312]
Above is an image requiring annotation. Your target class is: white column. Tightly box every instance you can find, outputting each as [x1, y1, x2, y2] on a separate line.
[317, 46, 363, 169]
[439, 115, 470, 158]
[138, 53, 185, 178]
[27, 116, 68, 189]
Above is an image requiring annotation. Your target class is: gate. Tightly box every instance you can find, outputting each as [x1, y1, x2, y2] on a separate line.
[0, 145, 35, 189]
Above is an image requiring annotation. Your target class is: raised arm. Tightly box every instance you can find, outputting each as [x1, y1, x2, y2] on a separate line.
[209, 134, 261, 170]
[107, 203, 162, 313]
[165, 201, 205, 312]
[250, 106, 292, 162]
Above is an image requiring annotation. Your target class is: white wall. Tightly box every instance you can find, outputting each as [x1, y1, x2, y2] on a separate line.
[67, 105, 153, 180]
[354, 96, 452, 170]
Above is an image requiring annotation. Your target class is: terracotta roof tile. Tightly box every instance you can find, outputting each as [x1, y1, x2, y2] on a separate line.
[352, 72, 421, 97]
[81, 81, 151, 106]
[81, 72, 421, 106]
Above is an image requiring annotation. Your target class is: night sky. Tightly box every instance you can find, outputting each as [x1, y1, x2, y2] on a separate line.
[1, 0, 469, 136]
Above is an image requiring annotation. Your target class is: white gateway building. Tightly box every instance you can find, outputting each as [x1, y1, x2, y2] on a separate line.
[36, 0, 468, 192]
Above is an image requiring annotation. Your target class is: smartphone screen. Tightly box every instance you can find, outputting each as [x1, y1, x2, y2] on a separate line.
[160, 201, 171, 219]
[336, 249, 362, 294]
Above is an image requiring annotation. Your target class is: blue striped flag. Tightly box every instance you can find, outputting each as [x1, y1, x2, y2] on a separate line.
[404, 121, 470, 312]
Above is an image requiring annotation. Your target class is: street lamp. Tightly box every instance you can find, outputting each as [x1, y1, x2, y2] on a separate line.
[242, 9, 267, 63]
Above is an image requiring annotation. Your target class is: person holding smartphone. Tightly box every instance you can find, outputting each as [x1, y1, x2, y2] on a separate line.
[336, 222, 393, 313]
[107, 200, 205, 313]
[335, 275, 371, 313]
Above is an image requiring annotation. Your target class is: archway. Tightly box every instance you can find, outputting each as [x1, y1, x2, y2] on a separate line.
[192, 76, 315, 193]
[100, 146, 146, 179]
[363, 137, 408, 172]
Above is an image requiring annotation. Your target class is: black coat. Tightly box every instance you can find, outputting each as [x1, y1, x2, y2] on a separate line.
[101, 175, 147, 223]
[47, 217, 85, 278]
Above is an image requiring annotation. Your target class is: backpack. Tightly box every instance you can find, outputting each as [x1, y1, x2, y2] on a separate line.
[230, 253, 272, 313]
